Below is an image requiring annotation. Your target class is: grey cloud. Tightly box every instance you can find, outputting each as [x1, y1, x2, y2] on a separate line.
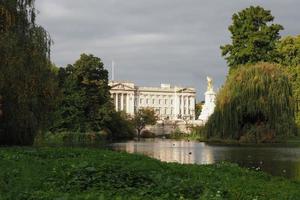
[36, 0, 300, 100]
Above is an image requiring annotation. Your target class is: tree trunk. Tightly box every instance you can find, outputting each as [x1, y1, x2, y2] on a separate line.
[137, 129, 141, 141]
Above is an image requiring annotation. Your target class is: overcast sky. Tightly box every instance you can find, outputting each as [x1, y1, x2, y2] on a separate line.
[36, 0, 299, 100]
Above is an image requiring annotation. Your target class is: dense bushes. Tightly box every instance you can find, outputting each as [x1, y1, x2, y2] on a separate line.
[105, 111, 135, 140]
[35, 132, 109, 147]
[205, 63, 296, 142]
[167, 126, 206, 141]
[140, 130, 156, 138]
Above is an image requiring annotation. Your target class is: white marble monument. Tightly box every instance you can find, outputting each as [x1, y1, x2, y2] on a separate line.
[198, 77, 216, 124]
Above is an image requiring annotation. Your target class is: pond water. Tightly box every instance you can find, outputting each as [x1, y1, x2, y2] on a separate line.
[109, 139, 300, 180]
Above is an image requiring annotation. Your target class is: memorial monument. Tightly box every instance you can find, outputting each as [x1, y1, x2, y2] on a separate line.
[198, 76, 216, 124]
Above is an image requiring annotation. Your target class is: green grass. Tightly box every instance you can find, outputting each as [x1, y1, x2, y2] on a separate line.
[0, 147, 299, 200]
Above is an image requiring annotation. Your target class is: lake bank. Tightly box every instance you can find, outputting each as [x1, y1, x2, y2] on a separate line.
[166, 132, 300, 147]
[1, 147, 299, 200]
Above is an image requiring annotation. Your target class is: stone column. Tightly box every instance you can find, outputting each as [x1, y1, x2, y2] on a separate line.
[130, 94, 135, 115]
[111, 92, 114, 108]
[115, 93, 118, 111]
[121, 93, 124, 111]
[181, 95, 184, 118]
[190, 96, 195, 119]
[128, 94, 131, 115]
[185, 96, 188, 116]
[126, 93, 129, 113]
[174, 88, 178, 120]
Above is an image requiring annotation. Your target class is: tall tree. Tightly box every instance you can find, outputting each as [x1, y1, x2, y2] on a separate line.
[0, 0, 57, 145]
[277, 35, 300, 127]
[52, 54, 113, 132]
[221, 6, 283, 69]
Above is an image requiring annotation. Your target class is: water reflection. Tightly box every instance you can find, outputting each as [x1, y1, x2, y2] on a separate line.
[112, 140, 215, 164]
[110, 139, 300, 180]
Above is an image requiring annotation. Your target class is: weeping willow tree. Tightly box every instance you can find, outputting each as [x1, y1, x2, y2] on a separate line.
[205, 63, 296, 142]
[0, 0, 57, 145]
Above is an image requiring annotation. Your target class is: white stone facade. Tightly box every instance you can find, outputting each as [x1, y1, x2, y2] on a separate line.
[109, 81, 196, 120]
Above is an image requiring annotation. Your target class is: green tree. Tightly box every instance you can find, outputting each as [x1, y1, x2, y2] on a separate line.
[276, 35, 300, 128]
[52, 54, 113, 132]
[277, 35, 300, 67]
[51, 54, 136, 140]
[221, 6, 283, 69]
[133, 108, 158, 139]
[0, 0, 57, 145]
[205, 63, 296, 142]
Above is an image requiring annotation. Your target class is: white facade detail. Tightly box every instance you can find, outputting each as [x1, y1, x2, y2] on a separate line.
[109, 81, 196, 121]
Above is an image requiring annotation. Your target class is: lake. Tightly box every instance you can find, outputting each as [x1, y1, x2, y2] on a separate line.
[110, 138, 300, 180]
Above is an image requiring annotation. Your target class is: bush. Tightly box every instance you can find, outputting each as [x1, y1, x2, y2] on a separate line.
[106, 111, 135, 140]
[168, 128, 186, 139]
[140, 130, 156, 138]
[34, 132, 108, 147]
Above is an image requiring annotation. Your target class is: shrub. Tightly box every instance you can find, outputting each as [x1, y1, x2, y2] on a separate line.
[140, 130, 156, 138]
[34, 132, 108, 147]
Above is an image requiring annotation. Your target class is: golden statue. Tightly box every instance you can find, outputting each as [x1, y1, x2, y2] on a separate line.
[207, 76, 213, 91]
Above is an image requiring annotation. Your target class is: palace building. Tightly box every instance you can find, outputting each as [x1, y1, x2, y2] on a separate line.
[109, 81, 196, 120]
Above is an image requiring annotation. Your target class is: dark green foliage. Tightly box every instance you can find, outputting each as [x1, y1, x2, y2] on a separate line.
[0, 0, 58, 145]
[51, 54, 135, 140]
[0, 147, 299, 199]
[133, 108, 158, 139]
[140, 130, 156, 138]
[51, 54, 112, 132]
[221, 6, 283, 69]
[35, 132, 108, 147]
[205, 63, 296, 142]
[106, 111, 135, 140]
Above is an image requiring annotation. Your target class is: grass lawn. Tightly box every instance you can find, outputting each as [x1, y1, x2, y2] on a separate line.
[0, 147, 299, 200]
